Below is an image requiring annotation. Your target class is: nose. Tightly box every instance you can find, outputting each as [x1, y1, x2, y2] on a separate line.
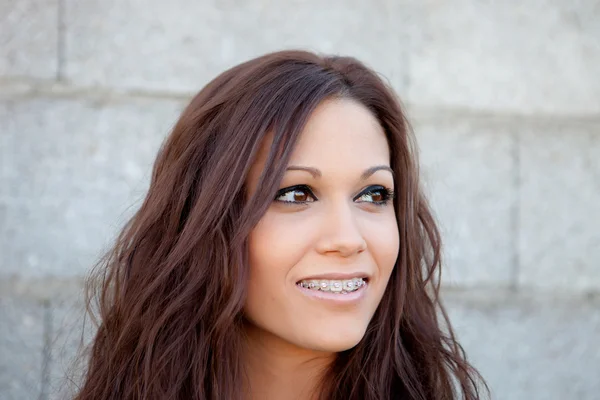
[315, 203, 367, 257]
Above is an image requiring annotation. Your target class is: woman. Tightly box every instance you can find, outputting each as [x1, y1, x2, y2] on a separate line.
[74, 50, 487, 399]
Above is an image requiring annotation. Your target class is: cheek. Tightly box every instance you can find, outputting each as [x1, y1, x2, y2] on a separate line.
[244, 210, 313, 321]
[247, 210, 312, 279]
[364, 211, 400, 271]
[382, 221, 400, 270]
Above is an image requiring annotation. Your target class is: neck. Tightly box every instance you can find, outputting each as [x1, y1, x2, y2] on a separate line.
[243, 322, 335, 400]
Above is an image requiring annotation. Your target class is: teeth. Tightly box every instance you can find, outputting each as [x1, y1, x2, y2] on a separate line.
[298, 278, 366, 294]
[343, 280, 354, 291]
[331, 281, 343, 292]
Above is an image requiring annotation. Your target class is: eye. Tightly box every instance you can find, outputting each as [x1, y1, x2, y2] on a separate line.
[354, 185, 395, 206]
[274, 185, 317, 204]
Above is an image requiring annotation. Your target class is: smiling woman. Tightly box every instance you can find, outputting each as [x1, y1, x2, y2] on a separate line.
[245, 99, 400, 362]
[73, 50, 488, 400]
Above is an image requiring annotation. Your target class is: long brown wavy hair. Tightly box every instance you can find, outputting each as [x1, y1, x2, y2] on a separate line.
[73, 50, 487, 399]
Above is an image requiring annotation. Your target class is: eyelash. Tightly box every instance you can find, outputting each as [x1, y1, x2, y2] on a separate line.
[274, 184, 395, 207]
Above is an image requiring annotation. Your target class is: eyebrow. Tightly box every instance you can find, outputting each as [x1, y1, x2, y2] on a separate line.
[360, 165, 394, 180]
[286, 165, 394, 180]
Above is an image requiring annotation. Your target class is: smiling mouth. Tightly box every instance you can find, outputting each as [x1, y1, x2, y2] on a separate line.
[296, 277, 367, 294]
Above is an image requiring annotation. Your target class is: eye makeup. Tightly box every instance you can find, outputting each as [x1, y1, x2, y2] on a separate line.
[353, 185, 395, 206]
[274, 184, 395, 206]
[274, 185, 316, 204]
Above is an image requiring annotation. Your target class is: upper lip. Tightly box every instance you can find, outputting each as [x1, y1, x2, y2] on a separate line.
[296, 272, 370, 282]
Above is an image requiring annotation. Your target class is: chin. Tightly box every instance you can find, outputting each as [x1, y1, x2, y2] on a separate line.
[301, 324, 368, 353]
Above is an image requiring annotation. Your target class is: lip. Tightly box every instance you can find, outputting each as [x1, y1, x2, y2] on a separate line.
[295, 272, 370, 282]
[295, 280, 369, 305]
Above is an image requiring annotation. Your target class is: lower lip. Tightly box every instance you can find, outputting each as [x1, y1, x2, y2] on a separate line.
[295, 282, 368, 304]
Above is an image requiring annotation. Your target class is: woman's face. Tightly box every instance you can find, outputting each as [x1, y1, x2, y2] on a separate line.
[245, 98, 399, 353]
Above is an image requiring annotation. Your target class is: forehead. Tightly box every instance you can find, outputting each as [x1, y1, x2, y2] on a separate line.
[247, 98, 390, 189]
[288, 98, 389, 166]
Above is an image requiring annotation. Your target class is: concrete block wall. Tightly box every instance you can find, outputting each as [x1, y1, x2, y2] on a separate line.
[1, 1, 599, 399]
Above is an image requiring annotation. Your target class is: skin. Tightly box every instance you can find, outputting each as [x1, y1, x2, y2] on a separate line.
[243, 98, 400, 399]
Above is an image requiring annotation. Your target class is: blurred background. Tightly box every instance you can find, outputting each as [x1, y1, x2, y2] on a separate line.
[1, 0, 599, 399]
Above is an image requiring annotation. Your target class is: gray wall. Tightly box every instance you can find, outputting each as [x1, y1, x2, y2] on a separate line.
[1, 1, 599, 399]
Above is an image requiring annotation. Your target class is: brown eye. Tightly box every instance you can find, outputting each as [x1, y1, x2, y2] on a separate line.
[370, 191, 384, 202]
[292, 190, 310, 202]
[275, 185, 317, 204]
[355, 185, 395, 206]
